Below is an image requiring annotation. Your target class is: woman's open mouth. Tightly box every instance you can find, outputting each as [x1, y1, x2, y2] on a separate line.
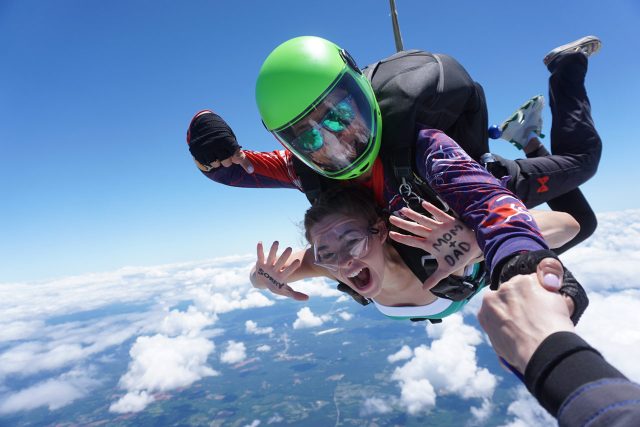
[346, 267, 371, 291]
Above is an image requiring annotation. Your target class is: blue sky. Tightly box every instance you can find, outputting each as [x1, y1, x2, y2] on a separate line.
[1, 0, 639, 282]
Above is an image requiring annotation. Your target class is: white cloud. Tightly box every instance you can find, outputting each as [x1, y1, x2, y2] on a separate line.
[0, 255, 355, 417]
[0, 264, 184, 324]
[290, 277, 343, 298]
[575, 290, 640, 381]
[361, 397, 394, 416]
[338, 311, 353, 321]
[267, 414, 284, 424]
[192, 289, 274, 314]
[245, 320, 273, 336]
[0, 320, 45, 343]
[0, 368, 100, 414]
[292, 307, 330, 329]
[390, 314, 497, 414]
[470, 398, 493, 424]
[316, 328, 342, 336]
[220, 340, 247, 364]
[109, 390, 154, 414]
[553, 210, 640, 382]
[388, 345, 413, 363]
[0, 313, 151, 379]
[498, 386, 555, 427]
[256, 345, 271, 352]
[110, 334, 217, 413]
[0, 256, 260, 383]
[398, 378, 436, 414]
[0, 342, 84, 379]
[244, 420, 260, 427]
[159, 306, 217, 337]
[462, 288, 485, 316]
[562, 210, 640, 293]
[0, 256, 257, 331]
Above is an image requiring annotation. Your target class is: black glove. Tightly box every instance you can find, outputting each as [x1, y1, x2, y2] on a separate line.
[557, 268, 589, 325]
[187, 111, 241, 166]
[495, 249, 588, 325]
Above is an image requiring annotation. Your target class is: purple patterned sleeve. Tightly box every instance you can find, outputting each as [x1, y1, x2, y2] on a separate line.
[414, 129, 548, 283]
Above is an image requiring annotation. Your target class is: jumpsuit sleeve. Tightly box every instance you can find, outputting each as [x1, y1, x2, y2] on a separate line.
[201, 149, 302, 190]
[414, 128, 548, 283]
[524, 331, 640, 427]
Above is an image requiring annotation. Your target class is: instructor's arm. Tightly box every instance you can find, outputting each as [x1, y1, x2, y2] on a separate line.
[478, 269, 640, 427]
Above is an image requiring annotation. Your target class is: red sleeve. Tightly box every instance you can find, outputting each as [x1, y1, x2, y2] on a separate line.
[202, 149, 302, 190]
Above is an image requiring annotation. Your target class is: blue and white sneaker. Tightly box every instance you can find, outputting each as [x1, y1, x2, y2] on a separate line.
[499, 95, 545, 150]
[543, 35, 601, 67]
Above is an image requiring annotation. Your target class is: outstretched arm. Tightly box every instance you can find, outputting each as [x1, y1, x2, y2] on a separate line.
[187, 110, 302, 190]
[202, 149, 302, 189]
[478, 265, 639, 425]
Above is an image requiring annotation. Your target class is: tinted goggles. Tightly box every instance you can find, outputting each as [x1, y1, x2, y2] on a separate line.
[271, 68, 376, 176]
[292, 96, 356, 153]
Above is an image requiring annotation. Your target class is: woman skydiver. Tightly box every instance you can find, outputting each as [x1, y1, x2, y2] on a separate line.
[250, 185, 583, 322]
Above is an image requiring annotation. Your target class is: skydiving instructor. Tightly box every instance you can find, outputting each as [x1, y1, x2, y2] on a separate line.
[184, 36, 600, 321]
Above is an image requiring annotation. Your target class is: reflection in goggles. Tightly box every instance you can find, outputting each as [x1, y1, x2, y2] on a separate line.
[292, 96, 356, 153]
[313, 226, 377, 271]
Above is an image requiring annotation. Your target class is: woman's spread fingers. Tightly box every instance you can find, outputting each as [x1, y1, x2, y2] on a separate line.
[284, 285, 309, 301]
[274, 246, 293, 271]
[281, 258, 301, 277]
[256, 242, 265, 264]
[266, 241, 279, 264]
[291, 292, 310, 301]
[421, 201, 453, 222]
[389, 215, 432, 236]
[399, 207, 440, 227]
[388, 231, 428, 249]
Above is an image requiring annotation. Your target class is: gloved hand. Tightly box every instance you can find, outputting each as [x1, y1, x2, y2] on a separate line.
[187, 110, 254, 173]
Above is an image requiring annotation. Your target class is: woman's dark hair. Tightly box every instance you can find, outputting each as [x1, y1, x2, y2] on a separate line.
[303, 185, 387, 242]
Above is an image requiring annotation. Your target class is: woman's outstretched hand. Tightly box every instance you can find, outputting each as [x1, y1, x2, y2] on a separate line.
[251, 241, 309, 301]
[388, 201, 483, 291]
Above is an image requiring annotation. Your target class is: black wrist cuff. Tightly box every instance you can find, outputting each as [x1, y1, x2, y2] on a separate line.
[524, 331, 623, 416]
[493, 249, 559, 290]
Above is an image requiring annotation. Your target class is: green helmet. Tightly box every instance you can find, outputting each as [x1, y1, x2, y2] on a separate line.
[256, 36, 382, 180]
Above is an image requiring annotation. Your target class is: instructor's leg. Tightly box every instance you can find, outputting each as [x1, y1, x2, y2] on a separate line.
[525, 144, 598, 253]
[501, 51, 602, 207]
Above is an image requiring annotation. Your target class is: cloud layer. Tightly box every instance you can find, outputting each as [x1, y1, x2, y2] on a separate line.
[1, 209, 639, 423]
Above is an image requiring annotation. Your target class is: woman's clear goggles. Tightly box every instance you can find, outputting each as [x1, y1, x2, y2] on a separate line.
[313, 227, 378, 271]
